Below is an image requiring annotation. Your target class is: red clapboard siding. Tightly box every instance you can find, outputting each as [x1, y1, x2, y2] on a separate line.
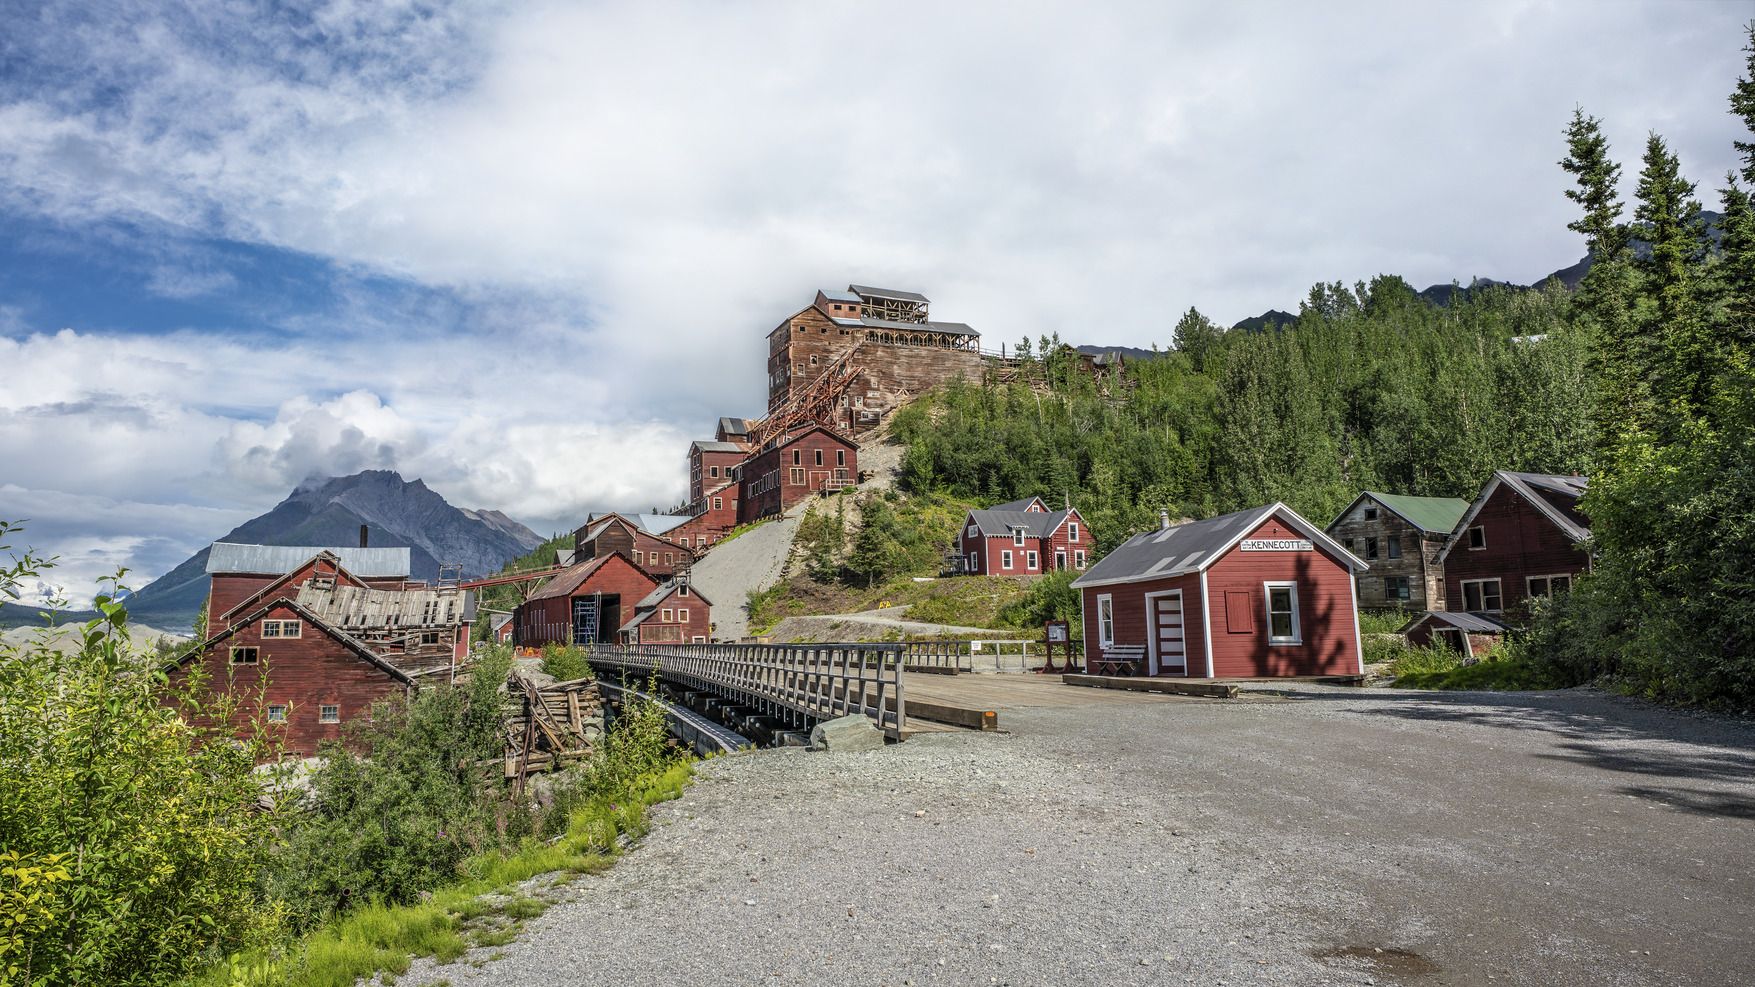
[1444, 484, 1590, 615]
[1205, 517, 1360, 677]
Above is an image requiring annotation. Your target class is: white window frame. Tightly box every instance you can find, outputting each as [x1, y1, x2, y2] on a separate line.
[1460, 577, 1503, 612]
[1075, 550, 1086, 569]
[230, 646, 259, 665]
[714, 497, 723, 511]
[1467, 525, 1487, 550]
[1026, 550, 1039, 569]
[710, 465, 720, 478]
[678, 608, 690, 622]
[1263, 581, 1302, 646]
[967, 524, 978, 538]
[1055, 549, 1067, 570]
[1001, 550, 1013, 569]
[267, 704, 287, 722]
[1013, 528, 1026, 547]
[679, 584, 690, 597]
[967, 552, 977, 572]
[261, 619, 301, 639]
[661, 608, 673, 621]
[1097, 594, 1115, 649]
[1068, 521, 1080, 542]
[319, 704, 340, 724]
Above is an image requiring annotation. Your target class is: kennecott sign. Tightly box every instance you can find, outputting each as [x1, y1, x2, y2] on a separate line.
[1240, 538, 1313, 552]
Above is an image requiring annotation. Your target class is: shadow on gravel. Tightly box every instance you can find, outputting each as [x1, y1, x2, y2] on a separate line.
[1272, 688, 1755, 820]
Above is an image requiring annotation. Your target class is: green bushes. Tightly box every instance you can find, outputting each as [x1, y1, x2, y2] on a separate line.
[539, 644, 592, 682]
[996, 570, 1082, 634]
[0, 525, 283, 985]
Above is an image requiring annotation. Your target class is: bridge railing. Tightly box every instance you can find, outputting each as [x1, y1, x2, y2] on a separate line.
[903, 638, 1043, 675]
[584, 642, 906, 739]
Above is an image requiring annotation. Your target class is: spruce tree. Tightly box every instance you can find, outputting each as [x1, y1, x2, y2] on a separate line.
[1715, 23, 1755, 362]
[1559, 109, 1638, 443]
[1633, 133, 1710, 422]
[1170, 307, 1222, 373]
[1560, 108, 1627, 257]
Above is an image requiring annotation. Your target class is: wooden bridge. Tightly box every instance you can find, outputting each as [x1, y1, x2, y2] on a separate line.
[584, 641, 907, 741]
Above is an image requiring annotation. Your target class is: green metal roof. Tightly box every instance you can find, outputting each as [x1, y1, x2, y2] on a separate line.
[1365, 492, 1470, 534]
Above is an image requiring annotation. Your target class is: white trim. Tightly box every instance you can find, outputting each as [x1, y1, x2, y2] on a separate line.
[1263, 581, 1302, 646]
[1526, 572, 1574, 598]
[1459, 577, 1504, 613]
[1465, 525, 1487, 551]
[1200, 569, 1215, 677]
[1438, 471, 1590, 564]
[1071, 503, 1367, 591]
[1026, 550, 1039, 570]
[1096, 593, 1115, 650]
[1144, 589, 1188, 677]
[1001, 549, 1014, 569]
[1349, 572, 1365, 675]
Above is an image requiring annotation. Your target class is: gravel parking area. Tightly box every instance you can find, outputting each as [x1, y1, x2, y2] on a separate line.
[397, 686, 1755, 986]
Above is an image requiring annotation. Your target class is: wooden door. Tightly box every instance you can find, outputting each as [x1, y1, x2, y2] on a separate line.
[1150, 592, 1188, 675]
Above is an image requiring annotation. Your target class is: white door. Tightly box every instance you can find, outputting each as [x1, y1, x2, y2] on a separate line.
[1150, 592, 1187, 676]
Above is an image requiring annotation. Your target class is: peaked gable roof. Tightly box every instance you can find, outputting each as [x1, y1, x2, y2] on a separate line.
[168, 597, 416, 686]
[991, 496, 1048, 513]
[1071, 502, 1367, 589]
[526, 551, 658, 603]
[968, 508, 1069, 539]
[206, 542, 411, 578]
[1329, 491, 1470, 535]
[1396, 610, 1510, 635]
[1438, 470, 1591, 562]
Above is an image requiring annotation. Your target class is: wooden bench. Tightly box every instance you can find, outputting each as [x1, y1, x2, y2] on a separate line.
[1087, 644, 1145, 677]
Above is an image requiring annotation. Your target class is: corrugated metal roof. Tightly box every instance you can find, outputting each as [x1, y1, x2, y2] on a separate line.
[1072, 503, 1364, 588]
[692, 440, 746, 454]
[848, 284, 929, 304]
[718, 416, 753, 436]
[859, 316, 979, 338]
[206, 543, 411, 578]
[633, 513, 690, 536]
[1339, 492, 1470, 535]
[818, 288, 861, 303]
[991, 496, 1047, 513]
[969, 509, 1068, 539]
[527, 555, 618, 602]
[1399, 611, 1509, 634]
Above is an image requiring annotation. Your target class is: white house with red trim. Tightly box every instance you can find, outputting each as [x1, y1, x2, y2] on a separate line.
[957, 497, 1091, 575]
[1070, 503, 1368, 678]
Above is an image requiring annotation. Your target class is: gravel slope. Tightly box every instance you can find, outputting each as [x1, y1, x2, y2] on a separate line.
[689, 506, 809, 641]
[394, 686, 1755, 987]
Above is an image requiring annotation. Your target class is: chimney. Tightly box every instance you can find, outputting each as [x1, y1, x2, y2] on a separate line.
[1159, 509, 1171, 530]
[359, 524, 369, 548]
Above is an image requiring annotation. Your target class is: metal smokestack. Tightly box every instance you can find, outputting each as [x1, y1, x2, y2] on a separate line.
[359, 524, 369, 548]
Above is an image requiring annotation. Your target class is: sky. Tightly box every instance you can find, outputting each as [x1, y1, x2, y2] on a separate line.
[0, 0, 1749, 606]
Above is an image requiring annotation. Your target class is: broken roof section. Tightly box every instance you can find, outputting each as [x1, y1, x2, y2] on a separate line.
[206, 542, 411, 578]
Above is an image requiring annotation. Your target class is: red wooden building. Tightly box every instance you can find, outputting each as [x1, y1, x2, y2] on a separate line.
[736, 425, 858, 522]
[514, 552, 707, 646]
[622, 580, 713, 644]
[573, 513, 695, 577]
[957, 496, 1091, 575]
[1070, 504, 1367, 678]
[165, 544, 474, 759]
[690, 440, 749, 503]
[1435, 471, 1590, 617]
[666, 480, 740, 551]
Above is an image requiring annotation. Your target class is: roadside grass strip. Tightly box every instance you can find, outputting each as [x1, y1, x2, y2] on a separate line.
[192, 762, 693, 987]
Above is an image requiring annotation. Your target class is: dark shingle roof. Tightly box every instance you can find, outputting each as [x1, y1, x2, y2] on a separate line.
[859, 316, 978, 337]
[1440, 470, 1591, 560]
[991, 496, 1047, 513]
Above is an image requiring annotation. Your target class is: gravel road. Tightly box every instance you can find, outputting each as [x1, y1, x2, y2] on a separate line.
[395, 686, 1755, 987]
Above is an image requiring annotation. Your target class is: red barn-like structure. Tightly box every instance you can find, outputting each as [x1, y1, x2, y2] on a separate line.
[736, 425, 858, 521]
[515, 552, 713, 647]
[1071, 503, 1367, 678]
[1435, 471, 1590, 618]
[957, 496, 1091, 575]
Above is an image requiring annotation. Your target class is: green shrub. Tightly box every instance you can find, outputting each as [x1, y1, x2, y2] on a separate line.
[1356, 610, 1409, 636]
[1393, 652, 1563, 691]
[0, 523, 282, 985]
[539, 644, 592, 683]
[996, 570, 1082, 633]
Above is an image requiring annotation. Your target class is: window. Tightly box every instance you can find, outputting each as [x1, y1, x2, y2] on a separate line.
[814, 449, 823, 466]
[1001, 550, 1014, 569]
[1343, 537, 1355, 554]
[710, 465, 720, 478]
[792, 450, 801, 465]
[836, 449, 845, 467]
[665, 552, 674, 564]
[1069, 522, 1079, 542]
[319, 704, 340, 724]
[1528, 574, 1572, 598]
[1075, 550, 1086, 568]
[1461, 578, 1503, 612]
[1467, 526, 1487, 550]
[267, 704, 287, 722]
[1364, 506, 1378, 521]
[1264, 583, 1301, 645]
[967, 552, 977, 571]
[1026, 550, 1039, 569]
[1365, 537, 1379, 560]
[261, 619, 301, 638]
[230, 646, 259, 664]
[692, 635, 706, 643]
[1097, 595, 1115, 648]
[1387, 536, 1401, 560]
[420, 631, 441, 645]
[809, 354, 818, 365]
[1013, 528, 1026, 547]
[678, 608, 690, 622]
[1384, 576, 1411, 602]
[679, 584, 690, 597]
[661, 608, 673, 621]
[790, 467, 805, 485]
[633, 550, 643, 564]
[1055, 549, 1067, 570]
[967, 524, 978, 538]
[714, 497, 723, 511]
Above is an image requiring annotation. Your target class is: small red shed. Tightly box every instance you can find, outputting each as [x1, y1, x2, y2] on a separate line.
[515, 552, 661, 647]
[1071, 503, 1368, 678]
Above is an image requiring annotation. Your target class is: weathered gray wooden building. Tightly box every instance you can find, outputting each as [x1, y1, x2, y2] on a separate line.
[1326, 492, 1468, 611]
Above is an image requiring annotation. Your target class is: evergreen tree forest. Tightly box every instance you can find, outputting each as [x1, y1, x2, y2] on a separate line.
[894, 25, 1755, 706]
